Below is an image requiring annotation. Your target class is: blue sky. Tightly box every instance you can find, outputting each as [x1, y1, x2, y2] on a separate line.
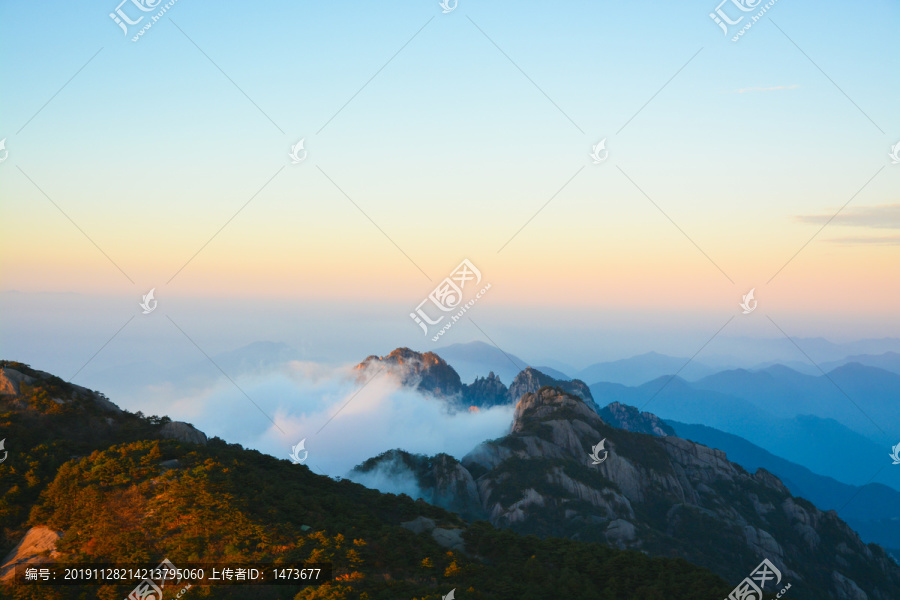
[1, 0, 899, 371]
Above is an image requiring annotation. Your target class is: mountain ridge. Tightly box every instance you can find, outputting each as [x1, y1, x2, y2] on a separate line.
[356, 347, 598, 411]
[0, 359, 738, 599]
[351, 386, 900, 599]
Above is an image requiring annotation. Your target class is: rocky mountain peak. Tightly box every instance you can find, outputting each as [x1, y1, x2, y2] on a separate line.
[0, 362, 121, 413]
[159, 421, 208, 445]
[356, 347, 463, 398]
[599, 401, 674, 437]
[511, 386, 601, 435]
[352, 350, 604, 415]
[508, 367, 599, 412]
[463, 371, 508, 409]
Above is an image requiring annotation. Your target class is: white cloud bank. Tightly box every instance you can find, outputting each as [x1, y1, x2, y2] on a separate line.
[139, 360, 514, 478]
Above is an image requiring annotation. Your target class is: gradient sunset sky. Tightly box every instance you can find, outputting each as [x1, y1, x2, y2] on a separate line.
[1, 0, 899, 370]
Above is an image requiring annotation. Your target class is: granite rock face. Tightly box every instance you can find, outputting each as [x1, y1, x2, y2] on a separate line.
[507, 367, 599, 412]
[599, 401, 674, 437]
[356, 348, 464, 399]
[159, 421, 208, 445]
[357, 387, 900, 599]
[464, 371, 508, 409]
[350, 449, 482, 520]
[0, 365, 121, 413]
[0, 527, 63, 582]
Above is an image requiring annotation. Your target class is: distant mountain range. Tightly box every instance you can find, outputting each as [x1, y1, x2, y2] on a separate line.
[691, 363, 900, 437]
[432, 341, 530, 384]
[819, 351, 900, 375]
[255, 344, 900, 388]
[575, 351, 721, 385]
[681, 336, 900, 369]
[435, 340, 900, 388]
[589, 369, 900, 493]
[432, 342, 722, 385]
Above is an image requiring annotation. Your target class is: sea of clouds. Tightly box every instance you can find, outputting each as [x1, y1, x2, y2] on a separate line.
[116, 359, 513, 495]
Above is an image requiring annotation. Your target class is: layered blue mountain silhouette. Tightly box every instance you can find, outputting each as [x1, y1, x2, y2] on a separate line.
[587, 366, 900, 492]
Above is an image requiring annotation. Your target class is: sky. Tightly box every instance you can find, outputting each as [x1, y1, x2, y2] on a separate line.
[1, 0, 899, 378]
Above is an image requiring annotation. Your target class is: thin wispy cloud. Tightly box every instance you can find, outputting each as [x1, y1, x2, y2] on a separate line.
[796, 204, 900, 230]
[730, 84, 800, 94]
[829, 236, 900, 245]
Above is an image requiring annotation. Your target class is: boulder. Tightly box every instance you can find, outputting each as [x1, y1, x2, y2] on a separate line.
[0, 526, 63, 582]
[0, 368, 34, 396]
[160, 421, 207, 445]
